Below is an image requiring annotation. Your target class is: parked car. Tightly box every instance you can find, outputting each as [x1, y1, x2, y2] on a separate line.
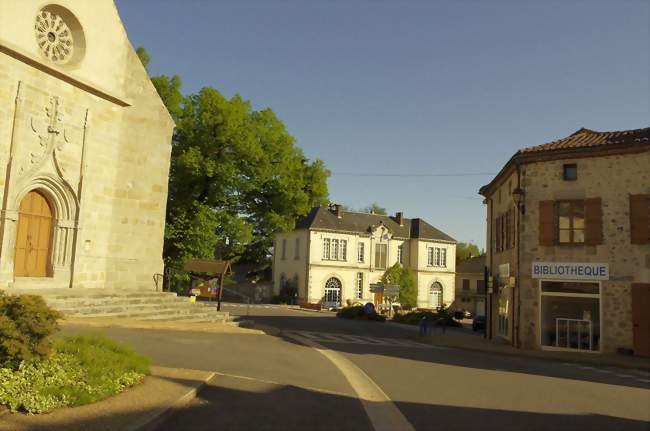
[453, 309, 473, 320]
[472, 315, 486, 332]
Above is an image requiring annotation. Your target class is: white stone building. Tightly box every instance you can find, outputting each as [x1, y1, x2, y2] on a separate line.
[273, 205, 457, 309]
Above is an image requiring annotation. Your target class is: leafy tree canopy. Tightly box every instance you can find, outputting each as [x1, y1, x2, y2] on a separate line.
[341, 202, 387, 215]
[142, 67, 330, 272]
[456, 242, 483, 261]
[381, 263, 417, 308]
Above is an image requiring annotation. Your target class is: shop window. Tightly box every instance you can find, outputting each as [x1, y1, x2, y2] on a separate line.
[540, 281, 600, 352]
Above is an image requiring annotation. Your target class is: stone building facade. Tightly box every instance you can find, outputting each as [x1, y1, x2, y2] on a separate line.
[0, 1, 173, 290]
[452, 255, 486, 317]
[480, 127, 650, 356]
[273, 205, 457, 309]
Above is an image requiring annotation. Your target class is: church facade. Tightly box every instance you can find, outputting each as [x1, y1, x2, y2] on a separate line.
[0, 1, 173, 290]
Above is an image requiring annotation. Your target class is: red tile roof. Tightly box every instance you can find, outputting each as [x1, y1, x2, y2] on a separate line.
[479, 126, 649, 196]
[521, 127, 649, 154]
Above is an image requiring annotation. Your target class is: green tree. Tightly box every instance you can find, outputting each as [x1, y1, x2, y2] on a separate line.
[340, 202, 387, 215]
[162, 87, 329, 273]
[381, 263, 417, 308]
[456, 242, 482, 261]
[136, 46, 150, 70]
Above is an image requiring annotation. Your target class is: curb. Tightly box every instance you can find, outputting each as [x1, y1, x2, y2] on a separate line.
[430, 342, 650, 372]
[386, 321, 650, 371]
[126, 371, 216, 431]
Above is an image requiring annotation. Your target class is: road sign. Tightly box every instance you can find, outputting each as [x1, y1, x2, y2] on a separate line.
[369, 283, 384, 293]
[384, 284, 400, 296]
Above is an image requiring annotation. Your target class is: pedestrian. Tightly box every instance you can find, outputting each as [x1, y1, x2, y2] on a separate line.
[418, 315, 429, 336]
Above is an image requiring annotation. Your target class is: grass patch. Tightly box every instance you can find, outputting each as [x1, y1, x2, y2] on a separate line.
[0, 334, 150, 414]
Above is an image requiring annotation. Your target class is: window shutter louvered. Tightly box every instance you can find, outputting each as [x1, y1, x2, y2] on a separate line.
[584, 197, 603, 245]
[630, 194, 649, 244]
[539, 201, 555, 246]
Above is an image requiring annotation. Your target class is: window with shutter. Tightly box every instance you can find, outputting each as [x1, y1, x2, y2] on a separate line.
[557, 200, 585, 244]
[630, 194, 650, 244]
[584, 198, 603, 245]
[539, 201, 556, 246]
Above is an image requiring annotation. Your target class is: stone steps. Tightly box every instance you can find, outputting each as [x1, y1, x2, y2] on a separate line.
[2, 288, 232, 324]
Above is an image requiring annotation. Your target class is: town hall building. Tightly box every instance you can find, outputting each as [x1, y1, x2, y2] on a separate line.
[273, 205, 457, 309]
[0, 1, 173, 291]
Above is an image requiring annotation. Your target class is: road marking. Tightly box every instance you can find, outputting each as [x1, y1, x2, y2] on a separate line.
[637, 379, 650, 384]
[285, 332, 415, 431]
[285, 330, 435, 349]
[209, 370, 354, 398]
[614, 374, 635, 379]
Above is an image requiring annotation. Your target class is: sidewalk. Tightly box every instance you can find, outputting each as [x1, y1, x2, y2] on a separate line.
[387, 321, 650, 371]
[0, 366, 214, 431]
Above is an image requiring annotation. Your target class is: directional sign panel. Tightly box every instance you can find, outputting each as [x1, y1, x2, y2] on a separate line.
[369, 283, 384, 293]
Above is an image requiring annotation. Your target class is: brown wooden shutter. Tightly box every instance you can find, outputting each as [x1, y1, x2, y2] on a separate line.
[585, 197, 603, 245]
[630, 194, 649, 244]
[539, 201, 555, 246]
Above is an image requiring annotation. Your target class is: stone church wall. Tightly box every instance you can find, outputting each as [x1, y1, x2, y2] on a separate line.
[0, 0, 173, 290]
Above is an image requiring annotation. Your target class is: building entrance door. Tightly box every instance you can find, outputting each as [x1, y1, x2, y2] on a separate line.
[632, 283, 650, 357]
[323, 277, 342, 308]
[429, 282, 443, 309]
[14, 190, 53, 277]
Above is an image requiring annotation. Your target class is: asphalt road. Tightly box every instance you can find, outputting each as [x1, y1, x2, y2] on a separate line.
[63, 303, 650, 431]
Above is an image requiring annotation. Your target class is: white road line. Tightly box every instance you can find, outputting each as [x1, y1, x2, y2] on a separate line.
[637, 379, 650, 384]
[285, 332, 415, 431]
[614, 374, 635, 379]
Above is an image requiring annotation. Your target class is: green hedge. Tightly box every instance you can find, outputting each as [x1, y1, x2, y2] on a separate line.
[0, 335, 151, 414]
[336, 306, 386, 322]
[393, 310, 461, 327]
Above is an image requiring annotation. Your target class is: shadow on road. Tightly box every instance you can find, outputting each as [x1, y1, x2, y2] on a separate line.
[161, 374, 648, 431]
[240, 313, 650, 390]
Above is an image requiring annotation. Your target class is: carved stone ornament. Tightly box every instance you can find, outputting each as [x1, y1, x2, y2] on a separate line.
[22, 96, 69, 177]
[35, 10, 74, 65]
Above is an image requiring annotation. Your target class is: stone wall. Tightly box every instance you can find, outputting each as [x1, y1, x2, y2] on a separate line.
[518, 151, 650, 352]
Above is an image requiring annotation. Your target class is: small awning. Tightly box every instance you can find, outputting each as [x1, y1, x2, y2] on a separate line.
[183, 259, 232, 276]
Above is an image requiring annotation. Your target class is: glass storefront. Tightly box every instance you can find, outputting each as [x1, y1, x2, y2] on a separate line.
[540, 281, 600, 351]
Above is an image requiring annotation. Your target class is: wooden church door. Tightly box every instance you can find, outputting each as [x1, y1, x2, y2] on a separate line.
[14, 190, 53, 277]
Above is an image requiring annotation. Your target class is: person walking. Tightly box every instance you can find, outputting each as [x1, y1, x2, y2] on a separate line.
[418, 315, 429, 336]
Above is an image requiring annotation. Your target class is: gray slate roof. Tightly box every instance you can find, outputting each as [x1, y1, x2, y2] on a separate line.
[295, 207, 456, 242]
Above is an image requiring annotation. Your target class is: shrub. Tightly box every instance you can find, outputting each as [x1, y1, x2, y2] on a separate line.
[337, 305, 365, 319]
[0, 334, 150, 414]
[336, 305, 386, 322]
[392, 309, 461, 327]
[0, 293, 61, 369]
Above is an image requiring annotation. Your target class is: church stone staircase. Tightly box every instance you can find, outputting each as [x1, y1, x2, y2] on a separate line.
[3, 289, 233, 324]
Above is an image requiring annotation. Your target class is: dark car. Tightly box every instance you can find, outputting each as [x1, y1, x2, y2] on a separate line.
[472, 315, 486, 332]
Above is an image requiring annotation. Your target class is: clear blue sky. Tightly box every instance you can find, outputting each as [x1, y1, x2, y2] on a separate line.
[115, 0, 649, 248]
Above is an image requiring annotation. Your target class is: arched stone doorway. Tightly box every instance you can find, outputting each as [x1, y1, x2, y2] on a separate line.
[14, 190, 54, 277]
[323, 277, 342, 309]
[429, 282, 443, 310]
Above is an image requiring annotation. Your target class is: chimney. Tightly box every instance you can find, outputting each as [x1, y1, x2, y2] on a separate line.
[396, 212, 404, 226]
[331, 204, 343, 218]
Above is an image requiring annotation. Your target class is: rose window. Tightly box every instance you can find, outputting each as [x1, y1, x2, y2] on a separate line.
[35, 10, 74, 64]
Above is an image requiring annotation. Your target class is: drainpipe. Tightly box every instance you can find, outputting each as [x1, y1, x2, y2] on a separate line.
[515, 164, 523, 348]
[487, 197, 493, 340]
